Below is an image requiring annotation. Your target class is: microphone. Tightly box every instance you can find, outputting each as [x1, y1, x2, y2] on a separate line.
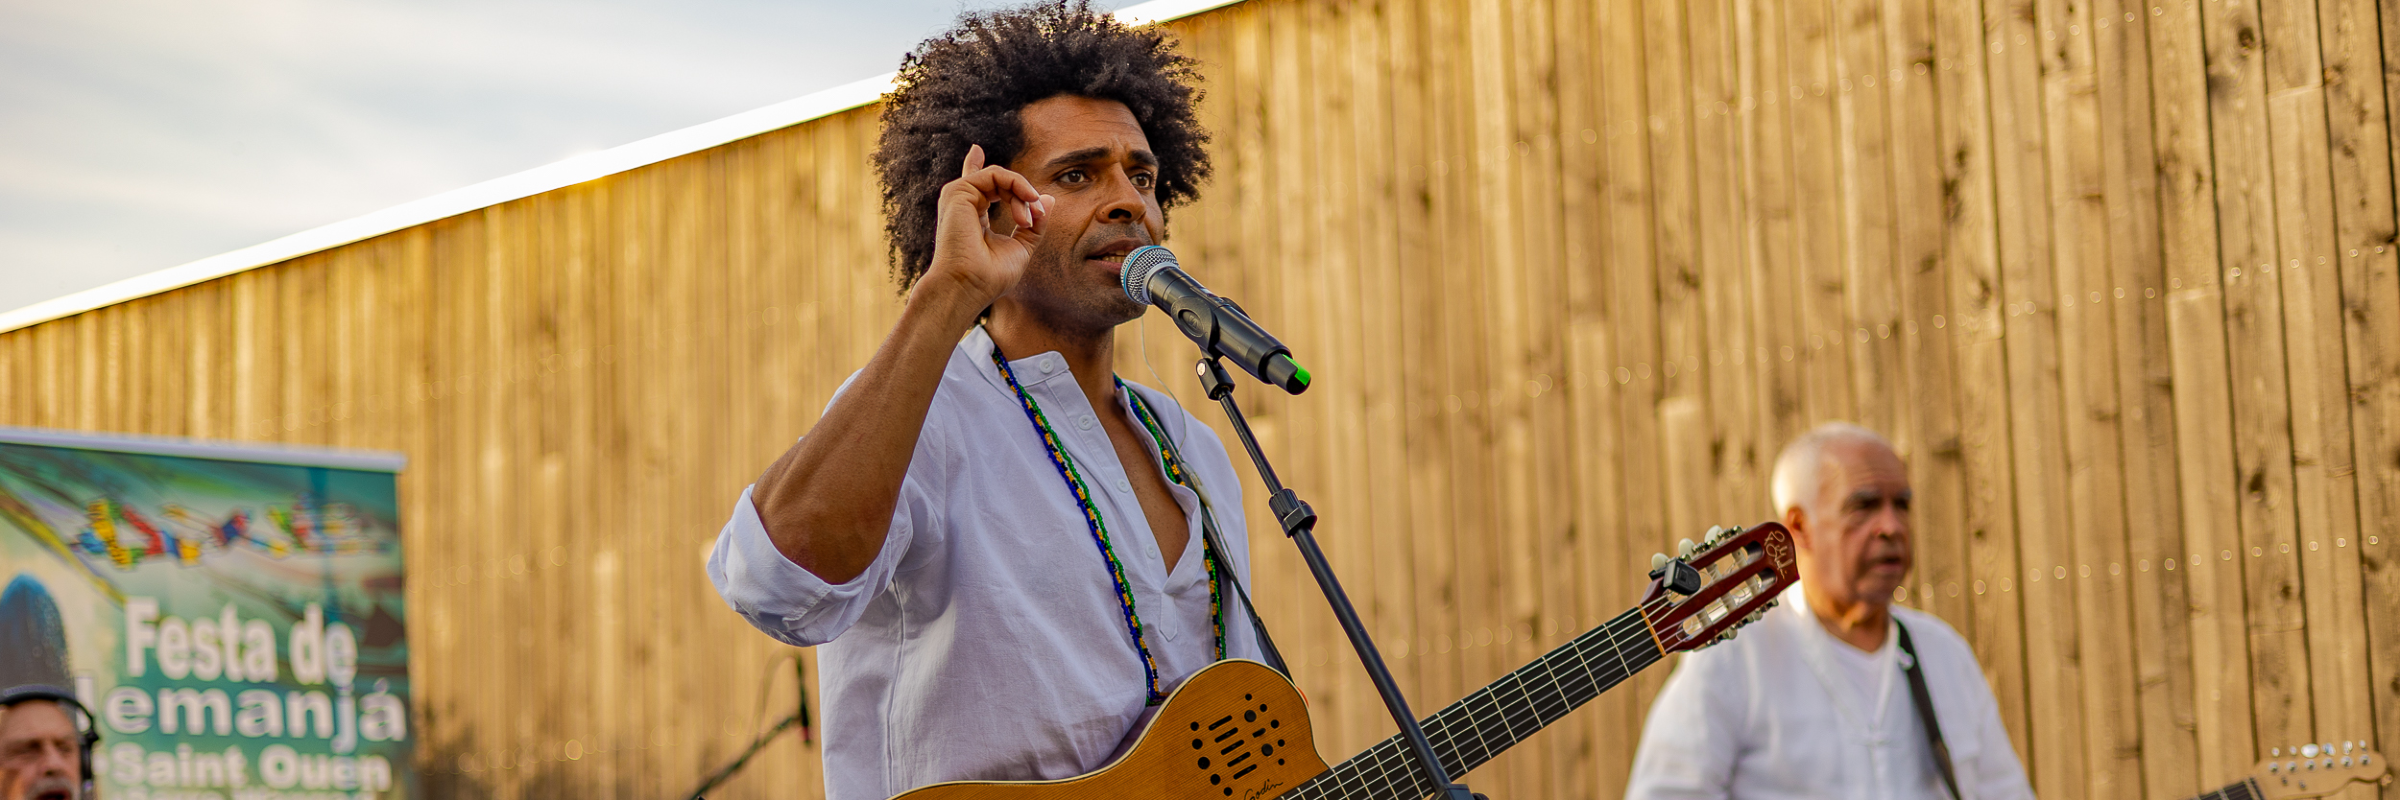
[1121, 245, 1311, 394]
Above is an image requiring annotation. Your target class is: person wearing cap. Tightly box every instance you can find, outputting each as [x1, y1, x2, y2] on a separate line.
[0, 575, 90, 800]
[0, 694, 83, 800]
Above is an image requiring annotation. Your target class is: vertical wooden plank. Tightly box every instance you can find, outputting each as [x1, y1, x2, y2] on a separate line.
[2139, 0, 2261, 779]
[1547, 0, 1634, 783]
[1783, 0, 1858, 424]
[2091, 0, 2205, 793]
[1988, 0, 2087, 789]
[1831, 0, 1903, 441]
[1686, 0, 1766, 541]
[2200, 0, 2309, 772]
[2038, 0, 2145, 793]
[1741, 0, 1811, 451]
[2256, 0, 2380, 778]
[1599, 0, 1670, 756]
[1643, 0, 1716, 553]
[1931, 0, 2034, 760]
[2330, 0, 2400, 789]
[1880, 0, 1974, 632]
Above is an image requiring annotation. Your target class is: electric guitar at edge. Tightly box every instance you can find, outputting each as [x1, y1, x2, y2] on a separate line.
[2184, 740, 2386, 800]
[896, 522, 1799, 800]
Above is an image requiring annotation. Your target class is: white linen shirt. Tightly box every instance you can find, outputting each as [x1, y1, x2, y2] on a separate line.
[707, 326, 1261, 800]
[1625, 585, 2035, 800]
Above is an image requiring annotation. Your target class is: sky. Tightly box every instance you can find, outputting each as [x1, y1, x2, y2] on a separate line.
[0, 0, 1135, 315]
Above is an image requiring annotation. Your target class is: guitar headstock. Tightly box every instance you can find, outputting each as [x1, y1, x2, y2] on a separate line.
[1637, 522, 1798, 654]
[2249, 739, 2385, 799]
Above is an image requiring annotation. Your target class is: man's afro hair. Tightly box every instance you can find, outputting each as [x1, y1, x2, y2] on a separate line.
[871, 0, 1212, 290]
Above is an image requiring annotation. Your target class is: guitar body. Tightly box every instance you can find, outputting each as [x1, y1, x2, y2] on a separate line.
[896, 660, 1328, 800]
[891, 523, 1802, 800]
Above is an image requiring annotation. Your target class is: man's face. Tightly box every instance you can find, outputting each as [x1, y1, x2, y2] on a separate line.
[1000, 94, 1166, 335]
[0, 700, 81, 800]
[1791, 440, 1914, 608]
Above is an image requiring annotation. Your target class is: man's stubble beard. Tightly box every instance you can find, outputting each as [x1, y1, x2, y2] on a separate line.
[1016, 226, 1150, 337]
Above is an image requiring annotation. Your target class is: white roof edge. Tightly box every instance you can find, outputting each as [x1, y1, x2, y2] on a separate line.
[0, 425, 407, 472]
[0, 0, 1248, 336]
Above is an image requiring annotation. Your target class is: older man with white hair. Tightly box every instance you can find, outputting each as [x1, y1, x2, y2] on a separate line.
[1625, 422, 2035, 800]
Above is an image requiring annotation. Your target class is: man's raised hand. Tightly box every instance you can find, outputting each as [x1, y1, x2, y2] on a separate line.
[924, 144, 1054, 305]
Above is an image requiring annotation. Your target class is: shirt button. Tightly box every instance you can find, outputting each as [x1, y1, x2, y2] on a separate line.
[1116, 478, 1132, 493]
[1077, 414, 1095, 431]
[1039, 357, 1057, 374]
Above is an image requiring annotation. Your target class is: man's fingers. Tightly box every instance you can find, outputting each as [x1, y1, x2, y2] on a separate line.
[962, 144, 986, 177]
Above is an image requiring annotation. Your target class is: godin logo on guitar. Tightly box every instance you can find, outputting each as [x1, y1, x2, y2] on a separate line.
[1242, 779, 1283, 800]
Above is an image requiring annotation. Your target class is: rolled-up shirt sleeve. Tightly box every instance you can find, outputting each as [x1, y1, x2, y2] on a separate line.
[705, 481, 920, 647]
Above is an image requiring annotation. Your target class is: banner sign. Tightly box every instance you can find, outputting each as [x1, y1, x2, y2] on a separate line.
[0, 428, 409, 800]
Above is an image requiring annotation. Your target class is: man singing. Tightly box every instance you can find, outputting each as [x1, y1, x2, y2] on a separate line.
[1626, 423, 2035, 799]
[706, 3, 1263, 798]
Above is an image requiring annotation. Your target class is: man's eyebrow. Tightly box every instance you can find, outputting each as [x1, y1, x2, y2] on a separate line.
[1041, 147, 1160, 170]
[1847, 488, 1911, 504]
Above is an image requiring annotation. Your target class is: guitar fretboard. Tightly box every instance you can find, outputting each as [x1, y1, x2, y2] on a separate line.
[1281, 608, 1665, 799]
[2183, 778, 2260, 800]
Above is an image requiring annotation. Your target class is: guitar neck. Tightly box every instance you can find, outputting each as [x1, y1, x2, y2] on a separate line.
[1281, 609, 1664, 799]
[2183, 778, 2261, 800]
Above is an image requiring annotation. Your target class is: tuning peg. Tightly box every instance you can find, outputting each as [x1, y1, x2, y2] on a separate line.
[1705, 525, 1725, 544]
[1679, 538, 1699, 559]
[1652, 553, 1671, 572]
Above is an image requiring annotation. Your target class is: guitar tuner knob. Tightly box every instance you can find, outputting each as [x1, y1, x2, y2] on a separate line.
[2273, 748, 2283, 757]
[2304, 744, 2321, 758]
[1679, 539, 1699, 558]
[1706, 525, 1725, 543]
[1652, 553, 1671, 572]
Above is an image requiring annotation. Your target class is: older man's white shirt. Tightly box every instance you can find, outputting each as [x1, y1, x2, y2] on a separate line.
[1625, 586, 2035, 800]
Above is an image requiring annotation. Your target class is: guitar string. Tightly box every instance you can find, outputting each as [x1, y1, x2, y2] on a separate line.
[1299, 609, 1667, 799]
[1289, 554, 1779, 798]
[1306, 609, 1663, 798]
[1324, 614, 1649, 800]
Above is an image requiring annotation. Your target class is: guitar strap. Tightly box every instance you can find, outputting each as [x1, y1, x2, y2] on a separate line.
[1125, 386, 1291, 680]
[1896, 619, 1962, 800]
[1193, 496, 1291, 678]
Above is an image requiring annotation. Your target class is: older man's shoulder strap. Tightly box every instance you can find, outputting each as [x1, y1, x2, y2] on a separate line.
[1896, 618, 1963, 800]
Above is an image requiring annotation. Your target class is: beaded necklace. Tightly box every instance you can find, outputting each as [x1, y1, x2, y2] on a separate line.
[987, 345, 1226, 705]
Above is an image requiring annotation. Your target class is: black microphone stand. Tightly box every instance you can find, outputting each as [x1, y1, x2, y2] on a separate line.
[1195, 356, 1480, 800]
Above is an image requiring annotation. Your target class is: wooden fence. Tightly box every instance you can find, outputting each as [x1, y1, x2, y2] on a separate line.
[4, 0, 2399, 796]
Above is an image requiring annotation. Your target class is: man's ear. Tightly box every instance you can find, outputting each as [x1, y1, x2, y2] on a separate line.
[1783, 505, 1811, 550]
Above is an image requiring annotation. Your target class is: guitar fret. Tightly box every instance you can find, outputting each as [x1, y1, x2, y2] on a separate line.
[1492, 675, 1535, 740]
[1527, 657, 1573, 724]
[1297, 609, 1668, 798]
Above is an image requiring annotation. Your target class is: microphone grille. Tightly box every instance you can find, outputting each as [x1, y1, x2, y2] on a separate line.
[1121, 245, 1178, 305]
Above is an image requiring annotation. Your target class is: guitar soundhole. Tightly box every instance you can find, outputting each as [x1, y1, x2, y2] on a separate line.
[1198, 698, 1285, 797]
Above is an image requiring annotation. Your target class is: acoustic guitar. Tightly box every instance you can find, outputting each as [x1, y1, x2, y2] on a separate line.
[2185, 740, 2386, 800]
[897, 522, 1798, 800]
